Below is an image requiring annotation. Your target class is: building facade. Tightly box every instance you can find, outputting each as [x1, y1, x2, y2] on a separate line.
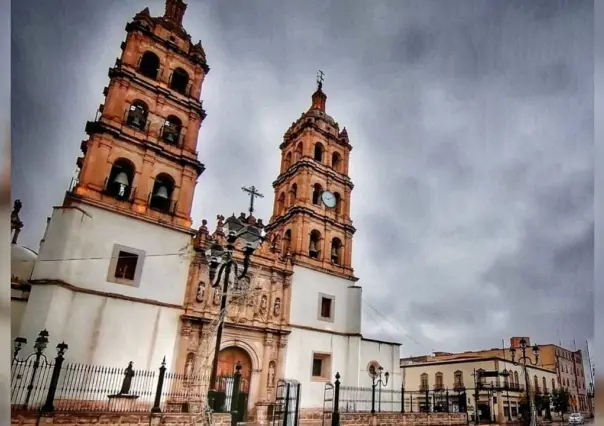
[11, 0, 402, 421]
[411, 337, 592, 415]
[402, 356, 557, 424]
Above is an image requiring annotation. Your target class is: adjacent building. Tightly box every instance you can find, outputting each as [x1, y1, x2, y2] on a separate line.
[401, 355, 557, 424]
[406, 337, 592, 415]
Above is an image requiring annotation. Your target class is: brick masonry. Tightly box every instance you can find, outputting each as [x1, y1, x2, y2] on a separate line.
[11, 412, 232, 426]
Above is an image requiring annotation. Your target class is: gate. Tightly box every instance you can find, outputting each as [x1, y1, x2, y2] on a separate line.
[218, 374, 249, 422]
[322, 382, 334, 426]
[272, 379, 301, 426]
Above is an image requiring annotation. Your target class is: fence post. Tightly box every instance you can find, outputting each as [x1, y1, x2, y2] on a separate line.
[231, 363, 242, 426]
[151, 357, 167, 413]
[401, 386, 405, 413]
[445, 389, 449, 413]
[410, 394, 413, 413]
[41, 342, 68, 412]
[283, 383, 291, 426]
[294, 382, 301, 426]
[371, 378, 376, 414]
[425, 389, 429, 412]
[331, 372, 340, 426]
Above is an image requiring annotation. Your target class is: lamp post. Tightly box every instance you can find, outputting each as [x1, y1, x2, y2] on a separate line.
[206, 214, 263, 395]
[510, 339, 540, 426]
[370, 365, 389, 413]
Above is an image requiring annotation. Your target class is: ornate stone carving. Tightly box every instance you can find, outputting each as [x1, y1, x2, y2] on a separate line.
[213, 286, 221, 305]
[196, 281, 206, 303]
[185, 352, 195, 377]
[273, 297, 281, 318]
[259, 295, 268, 314]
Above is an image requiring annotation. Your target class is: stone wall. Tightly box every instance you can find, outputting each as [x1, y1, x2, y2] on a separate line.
[339, 412, 467, 426]
[11, 412, 232, 426]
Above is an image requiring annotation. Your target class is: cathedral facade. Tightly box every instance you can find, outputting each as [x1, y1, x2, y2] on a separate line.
[11, 0, 401, 420]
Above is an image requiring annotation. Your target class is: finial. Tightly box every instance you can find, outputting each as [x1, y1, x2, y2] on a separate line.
[316, 70, 324, 91]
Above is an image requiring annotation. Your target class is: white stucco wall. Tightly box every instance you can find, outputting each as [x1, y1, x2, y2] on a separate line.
[32, 202, 191, 306]
[18, 284, 181, 369]
[289, 265, 361, 334]
[11, 299, 27, 339]
[19, 201, 190, 368]
[360, 339, 402, 390]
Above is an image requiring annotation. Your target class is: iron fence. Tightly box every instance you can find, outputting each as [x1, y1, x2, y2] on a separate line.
[10, 330, 246, 417]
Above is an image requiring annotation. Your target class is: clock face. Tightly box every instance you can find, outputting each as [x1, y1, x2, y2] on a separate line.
[321, 191, 337, 208]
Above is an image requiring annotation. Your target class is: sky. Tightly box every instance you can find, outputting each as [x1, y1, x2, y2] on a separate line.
[11, 0, 594, 364]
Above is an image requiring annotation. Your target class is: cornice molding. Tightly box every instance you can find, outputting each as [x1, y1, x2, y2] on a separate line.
[273, 158, 354, 190]
[265, 206, 356, 235]
[280, 122, 352, 151]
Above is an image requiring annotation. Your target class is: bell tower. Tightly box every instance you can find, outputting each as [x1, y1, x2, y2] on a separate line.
[266, 74, 355, 280]
[70, 0, 208, 231]
[18, 1, 211, 368]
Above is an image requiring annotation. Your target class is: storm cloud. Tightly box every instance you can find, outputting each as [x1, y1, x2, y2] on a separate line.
[11, 0, 593, 357]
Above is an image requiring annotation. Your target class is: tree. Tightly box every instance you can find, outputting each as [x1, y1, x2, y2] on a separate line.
[551, 388, 570, 419]
[518, 393, 531, 425]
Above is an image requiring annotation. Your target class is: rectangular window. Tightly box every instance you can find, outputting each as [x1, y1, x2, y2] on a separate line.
[317, 293, 335, 322]
[115, 251, 138, 280]
[311, 353, 331, 380]
[107, 244, 145, 287]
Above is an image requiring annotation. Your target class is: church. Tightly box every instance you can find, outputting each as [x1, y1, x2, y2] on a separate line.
[10, 0, 401, 420]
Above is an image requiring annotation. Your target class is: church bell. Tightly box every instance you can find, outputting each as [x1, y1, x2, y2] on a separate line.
[113, 172, 129, 187]
[309, 239, 318, 255]
[154, 185, 169, 199]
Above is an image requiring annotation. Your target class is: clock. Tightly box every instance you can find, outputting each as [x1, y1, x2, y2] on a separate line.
[321, 191, 337, 208]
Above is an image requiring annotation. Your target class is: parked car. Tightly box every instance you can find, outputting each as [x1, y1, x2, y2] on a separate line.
[569, 412, 585, 424]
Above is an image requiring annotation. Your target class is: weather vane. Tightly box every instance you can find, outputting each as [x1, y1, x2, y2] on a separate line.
[241, 185, 264, 216]
[316, 70, 324, 90]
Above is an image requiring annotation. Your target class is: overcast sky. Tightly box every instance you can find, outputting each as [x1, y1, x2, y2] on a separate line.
[12, 0, 594, 362]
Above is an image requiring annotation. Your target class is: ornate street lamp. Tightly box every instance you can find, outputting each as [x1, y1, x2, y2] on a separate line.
[206, 213, 264, 398]
[369, 364, 390, 414]
[510, 339, 540, 426]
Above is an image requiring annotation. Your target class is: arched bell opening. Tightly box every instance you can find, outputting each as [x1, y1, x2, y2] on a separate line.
[126, 100, 148, 131]
[149, 173, 175, 213]
[331, 151, 342, 172]
[314, 142, 324, 162]
[309, 230, 322, 259]
[282, 229, 291, 253]
[276, 192, 286, 215]
[330, 237, 343, 265]
[289, 183, 298, 205]
[162, 115, 182, 145]
[106, 158, 135, 201]
[138, 51, 160, 80]
[170, 67, 189, 94]
[311, 183, 323, 205]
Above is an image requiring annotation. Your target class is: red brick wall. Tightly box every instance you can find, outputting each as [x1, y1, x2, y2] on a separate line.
[11, 412, 232, 426]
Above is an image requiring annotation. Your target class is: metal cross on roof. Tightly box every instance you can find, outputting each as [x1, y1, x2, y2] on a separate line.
[241, 185, 264, 215]
[317, 70, 324, 90]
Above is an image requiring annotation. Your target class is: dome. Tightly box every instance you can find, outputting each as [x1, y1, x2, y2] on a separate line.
[11, 244, 38, 282]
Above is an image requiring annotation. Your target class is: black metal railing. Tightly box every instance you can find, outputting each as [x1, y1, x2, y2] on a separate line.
[10, 330, 246, 418]
[325, 371, 470, 418]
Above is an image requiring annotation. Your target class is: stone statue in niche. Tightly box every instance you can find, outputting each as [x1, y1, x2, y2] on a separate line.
[185, 353, 195, 377]
[213, 287, 221, 305]
[273, 297, 281, 317]
[196, 281, 205, 303]
[267, 361, 276, 387]
[259, 295, 268, 314]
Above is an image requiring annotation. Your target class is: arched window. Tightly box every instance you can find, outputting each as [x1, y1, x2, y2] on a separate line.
[330, 237, 342, 264]
[543, 376, 547, 393]
[282, 229, 291, 254]
[420, 373, 429, 390]
[477, 369, 486, 386]
[106, 158, 135, 200]
[435, 372, 444, 390]
[289, 183, 298, 205]
[283, 152, 292, 171]
[534, 375, 539, 393]
[139, 51, 160, 80]
[309, 230, 321, 259]
[514, 371, 519, 389]
[149, 173, 175, 212]
[551, 378, 556, 391]
[503, 369, 509, 388]
[294, 143, 303, 161]
[126, 101, 148, 131]
[332, 151, 342, 172]
[162, 115, 182, 145]
[277, 192, 286, 215]
[314, 142, 324, 162]
[170, 67, 189, 94]
[312, 183, 322, 205]
[454, 370, 464, 389]
[334, 192, 342, 215]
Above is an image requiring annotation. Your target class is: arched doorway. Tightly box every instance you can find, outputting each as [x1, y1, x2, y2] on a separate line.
[217, 346, 252, 421]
